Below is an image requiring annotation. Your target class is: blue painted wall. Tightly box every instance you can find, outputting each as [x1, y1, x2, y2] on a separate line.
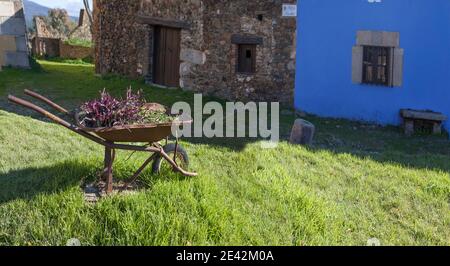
[295, 0, 450, 133]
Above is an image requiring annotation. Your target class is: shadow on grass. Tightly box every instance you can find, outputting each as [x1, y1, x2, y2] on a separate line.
[0, 158, 196, 204]
[0, 161, 94, 204]
[304, 115, 450, 174]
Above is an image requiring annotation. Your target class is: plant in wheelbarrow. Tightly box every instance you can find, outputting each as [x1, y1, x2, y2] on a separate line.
[8, 88, 196, 195]
[78, 89, 175, 128]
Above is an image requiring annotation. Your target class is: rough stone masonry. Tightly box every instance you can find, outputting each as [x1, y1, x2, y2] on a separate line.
[94, 0, 297, 105]
[0, 0, 29, 70]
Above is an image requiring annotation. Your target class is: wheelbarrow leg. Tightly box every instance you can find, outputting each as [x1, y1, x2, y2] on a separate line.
[103, 146, 115, 194]
[121, 153, 157, 192]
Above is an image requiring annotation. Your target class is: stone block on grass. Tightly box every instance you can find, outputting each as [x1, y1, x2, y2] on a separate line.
[290, 119, 315, 146]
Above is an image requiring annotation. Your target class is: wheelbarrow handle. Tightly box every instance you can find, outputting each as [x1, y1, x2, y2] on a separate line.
[8, 95, 108, 146]
[8, 95, 72, 128]
[24, 89, 69, 114]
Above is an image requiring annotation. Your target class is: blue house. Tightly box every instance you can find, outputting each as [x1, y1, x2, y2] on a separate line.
[295, 0, 450, 134]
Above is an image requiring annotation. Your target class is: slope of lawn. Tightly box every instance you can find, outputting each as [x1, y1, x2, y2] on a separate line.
[0, 60, 449, 246]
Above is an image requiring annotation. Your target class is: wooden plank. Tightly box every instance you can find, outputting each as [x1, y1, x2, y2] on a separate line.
[167, 28, 180, 87]
[153, 27, 166, 85]
[168, 28, 175, 86]
[164, 27, 172, 86]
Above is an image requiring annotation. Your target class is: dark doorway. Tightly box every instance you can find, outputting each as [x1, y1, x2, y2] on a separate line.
[237, 44, 256, 74]
[153, 26, 181, 87]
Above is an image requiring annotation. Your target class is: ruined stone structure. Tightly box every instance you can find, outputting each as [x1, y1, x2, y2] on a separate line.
[34, 16, 62, 39]
[69, 9, 92, 41]
[32, 9, 93, 59]
[32, 16, 60, 57]
[0, 0, 29, 70]
[94, 0, 297, 104]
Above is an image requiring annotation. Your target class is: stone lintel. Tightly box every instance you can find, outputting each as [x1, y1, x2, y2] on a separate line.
[136, 15, 190, 30]
[357, 31, 399, 47]
[231, 34, 263, 45]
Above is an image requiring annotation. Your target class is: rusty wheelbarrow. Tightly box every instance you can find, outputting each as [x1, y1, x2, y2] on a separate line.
[8, 90, 197, 194]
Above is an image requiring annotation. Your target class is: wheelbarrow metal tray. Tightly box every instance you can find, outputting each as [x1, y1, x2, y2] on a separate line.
[79, 120, 191, 143]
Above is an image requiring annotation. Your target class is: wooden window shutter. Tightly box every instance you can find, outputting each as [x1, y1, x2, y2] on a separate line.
[392, 48, 404, 87]
[238, 44, 256, 73]
[352, 46, 364, 84]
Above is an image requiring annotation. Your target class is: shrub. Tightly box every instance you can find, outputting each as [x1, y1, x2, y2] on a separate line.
[65, 38, 93, 48]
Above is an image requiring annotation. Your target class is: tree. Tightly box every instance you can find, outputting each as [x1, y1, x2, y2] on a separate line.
[45, 8, 76, 39]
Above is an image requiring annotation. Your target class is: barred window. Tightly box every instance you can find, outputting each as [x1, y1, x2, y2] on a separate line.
[362, 46, 391, 86]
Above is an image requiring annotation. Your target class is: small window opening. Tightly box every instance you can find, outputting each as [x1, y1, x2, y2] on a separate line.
[237, 44, 256, 74]
[257, 14, 264, 21]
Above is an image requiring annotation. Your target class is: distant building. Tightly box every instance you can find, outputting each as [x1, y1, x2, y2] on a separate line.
[0, 0, 30, 70]
[68, 9, 92, 41]
[93, 0, 297, 104]
[295, 0, 450, 133]
[32, 9, 93, 59]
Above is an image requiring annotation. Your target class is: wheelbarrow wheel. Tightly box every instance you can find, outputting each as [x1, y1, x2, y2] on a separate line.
[152, 143, 190, 174]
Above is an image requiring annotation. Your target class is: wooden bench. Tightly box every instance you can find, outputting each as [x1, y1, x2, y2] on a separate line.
[400, 109, 447, 136]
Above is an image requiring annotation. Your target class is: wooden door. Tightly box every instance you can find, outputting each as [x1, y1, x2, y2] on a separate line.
[153, 26, 181, 87]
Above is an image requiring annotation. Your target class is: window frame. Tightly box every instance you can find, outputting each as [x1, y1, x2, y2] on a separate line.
[352, 31, 403, 87]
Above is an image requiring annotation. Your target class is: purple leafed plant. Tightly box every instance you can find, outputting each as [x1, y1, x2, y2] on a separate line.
[80, 88, 146, 128]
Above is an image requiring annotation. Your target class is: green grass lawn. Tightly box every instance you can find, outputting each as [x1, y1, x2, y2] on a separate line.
[0, 61, 449, 246]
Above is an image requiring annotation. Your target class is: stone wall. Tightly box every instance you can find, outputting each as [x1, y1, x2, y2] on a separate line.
[94, 0, 149, 77]
[0, 0, 29, 69]
[59, 41, 93, 59]
[31, 37, 60, 57]
[198, 0, 297, 104]
[94, 0, 296, 105]
[31, 37, 93, 59]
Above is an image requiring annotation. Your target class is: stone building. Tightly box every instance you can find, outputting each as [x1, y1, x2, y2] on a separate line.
[94, 0, 297, 104]
[68, 9, 92, 41]
[0, 0, 29, 70]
